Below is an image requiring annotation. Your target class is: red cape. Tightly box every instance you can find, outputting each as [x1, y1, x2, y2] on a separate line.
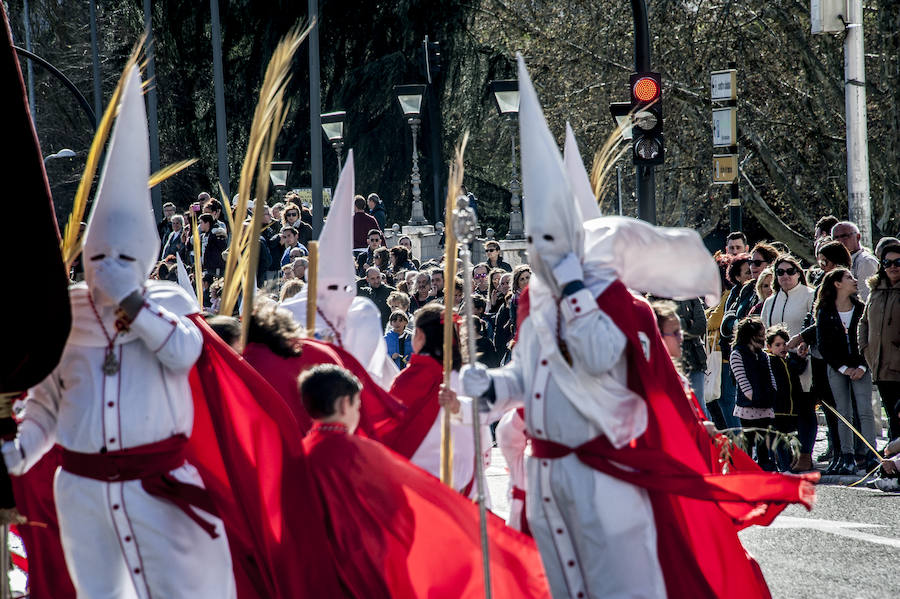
[242, 338, 408, 450]
[186, 315, 344, 598]
[387, 353, 444, 459]
[9, 447, 76, 599]
[517, 282, 817, 599]
[303, 425, 549, 598]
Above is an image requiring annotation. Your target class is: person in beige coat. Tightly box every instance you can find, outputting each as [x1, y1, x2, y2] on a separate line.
[859, 242, 900, 441]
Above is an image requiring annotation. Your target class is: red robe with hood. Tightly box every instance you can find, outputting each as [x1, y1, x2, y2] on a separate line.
[302, 423, 549, 598]
[242, 337, 409, 451]
[517, 282, 817, 599]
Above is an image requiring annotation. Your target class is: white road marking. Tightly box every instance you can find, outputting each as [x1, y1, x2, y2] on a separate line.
[762, 516, 900, 549]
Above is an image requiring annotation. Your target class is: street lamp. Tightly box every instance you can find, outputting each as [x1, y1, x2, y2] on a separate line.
[269, 161, 292, 202]
[393, 84, 428, 226]
[490, 79, 523, 239]
[320, 110, 346, 171]
[43, 148, 76, 165]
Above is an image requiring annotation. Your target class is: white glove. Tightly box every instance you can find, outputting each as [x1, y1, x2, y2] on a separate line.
[92, 259, 142, 305]
[552, 253, 583, 288]
[460, 363, 492, 399]
[1, 440, 24, 476]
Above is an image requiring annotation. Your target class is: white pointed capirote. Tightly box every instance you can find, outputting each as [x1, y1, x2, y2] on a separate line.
[563, 122, 602, 221]
[516, 54, 585, 311]
[281, 149, 399, 387]
[314, 149, 358, 327]
[175, 253, 198, 305]
[82, 66, 158, 303]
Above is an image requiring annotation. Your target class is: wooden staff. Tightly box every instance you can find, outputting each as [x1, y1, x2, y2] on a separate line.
[306, 241, 319, 335]
[191, 210, 203, 302]
[440, 195, 458, 488]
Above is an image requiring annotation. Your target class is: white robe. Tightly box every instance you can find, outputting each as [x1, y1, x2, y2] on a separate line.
[496, 408, 527, 531]
[3, 282, 235, 599]
[488, 287, 666, 599]
[281, 294, 399, 389]
[406, 371, 494, 504]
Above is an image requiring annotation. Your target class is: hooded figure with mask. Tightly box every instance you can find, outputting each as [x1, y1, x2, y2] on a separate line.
[1, 67, 236, 598]
[462, 55, 666, 599]
[281, 150, 399, 389]
[462, 57, 816, 599]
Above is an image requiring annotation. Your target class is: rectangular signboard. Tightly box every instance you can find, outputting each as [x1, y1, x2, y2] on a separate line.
[710, 69, 737, 101]
[712, 154, 738, 184]
[712, 107, 737, 147]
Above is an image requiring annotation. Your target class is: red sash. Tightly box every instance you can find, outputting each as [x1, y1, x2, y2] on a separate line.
[60, 435, 219, 538]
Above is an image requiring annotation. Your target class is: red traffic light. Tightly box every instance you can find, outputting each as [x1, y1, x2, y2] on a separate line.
[632, 77, 660, 103]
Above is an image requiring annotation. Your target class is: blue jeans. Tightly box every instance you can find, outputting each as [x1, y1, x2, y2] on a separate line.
[716, 364, 741, 431]
[689, 370, 710, 419]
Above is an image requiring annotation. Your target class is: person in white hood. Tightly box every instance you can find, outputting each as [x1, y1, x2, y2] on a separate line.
[2, 66, 235, 599]
[281, 151, 399, 389]
[462, 56, 722, 599]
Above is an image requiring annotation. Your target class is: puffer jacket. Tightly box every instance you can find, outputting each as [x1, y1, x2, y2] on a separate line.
[859, 278, 900, 382]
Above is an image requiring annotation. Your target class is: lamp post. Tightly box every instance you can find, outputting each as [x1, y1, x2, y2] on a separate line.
[489, 80, 523, 239]
[320, 111, 346, 171]
[269, 161, 292, 202]
[43, 148, 76, 166]
[394, 84, 428, 226]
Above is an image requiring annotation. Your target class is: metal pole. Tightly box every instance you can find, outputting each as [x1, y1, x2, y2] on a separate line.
[631, 0, 656, 225]
[0, 524, 8, 599]
[333, 142, 343, 173]
[506, 116, 523, 239]
[210, 0, 230, 199]
[142, 0, 162, 220]
[729, 180, 742, 232]
[454, 197, 493, 599]
[22, 0, 34, 121]
[308, 0, 324, 237]
[616, 163, 623, 215]
[635, 164, 656, 224]
[89, 0, 102, 123]
[844, 0, 872, 248]
[427, 85, 443, 223]
[408, 118, 427, 225]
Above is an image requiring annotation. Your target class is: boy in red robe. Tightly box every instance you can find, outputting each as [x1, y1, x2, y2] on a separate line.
[298, 364, 549, 599]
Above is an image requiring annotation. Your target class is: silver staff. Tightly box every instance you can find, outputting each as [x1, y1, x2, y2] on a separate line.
[453, 195, 492, 599]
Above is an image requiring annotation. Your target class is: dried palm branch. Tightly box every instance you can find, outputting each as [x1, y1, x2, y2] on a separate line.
[148, 158, 198, 189]
[218, 23, 312, 317]
[61, 38, 145, 270]
[439, 131, 469, 487]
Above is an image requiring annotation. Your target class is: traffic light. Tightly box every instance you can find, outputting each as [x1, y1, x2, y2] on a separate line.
[629, 72, 664, 165]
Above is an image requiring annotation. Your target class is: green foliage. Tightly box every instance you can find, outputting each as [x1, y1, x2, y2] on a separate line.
[10, 0, 900, 245]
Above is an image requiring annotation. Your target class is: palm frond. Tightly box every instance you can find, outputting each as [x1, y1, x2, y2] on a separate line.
[148, 158, 198, 189]
[219, 23, 312, 316]
[61, 38, 145, 269]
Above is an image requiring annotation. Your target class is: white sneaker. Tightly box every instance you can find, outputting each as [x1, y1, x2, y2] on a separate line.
[874, 477, 900, 492]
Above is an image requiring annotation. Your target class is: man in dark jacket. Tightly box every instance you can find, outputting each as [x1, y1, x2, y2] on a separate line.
[367, 193, 386, 231]
[199, 213, 226, 276]
[359, 266, 395, 329]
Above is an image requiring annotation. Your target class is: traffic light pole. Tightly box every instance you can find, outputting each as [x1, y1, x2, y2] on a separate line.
[631, 0, 656, 225]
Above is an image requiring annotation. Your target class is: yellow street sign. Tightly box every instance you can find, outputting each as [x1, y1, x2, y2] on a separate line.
[713, 154, 738, 184]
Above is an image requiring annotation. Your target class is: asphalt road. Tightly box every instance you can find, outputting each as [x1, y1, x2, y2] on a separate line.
[485, 423, 900, 599]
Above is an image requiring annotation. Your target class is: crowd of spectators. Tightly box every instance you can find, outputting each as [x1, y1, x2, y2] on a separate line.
[151, 192, 900, 487]
[705, 219, 900, 487]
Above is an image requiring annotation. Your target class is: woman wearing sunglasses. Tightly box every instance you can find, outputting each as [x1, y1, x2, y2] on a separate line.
[815, 268, 879, 475]
[761, 254, 816, 471]
[859, 242, 900, 444]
